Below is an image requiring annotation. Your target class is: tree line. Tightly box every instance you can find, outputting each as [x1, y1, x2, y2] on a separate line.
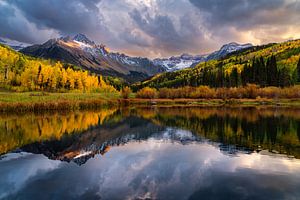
[140, 56, 300, 89]
[0, 45, 116, 92]
[190, 56, 300, 88]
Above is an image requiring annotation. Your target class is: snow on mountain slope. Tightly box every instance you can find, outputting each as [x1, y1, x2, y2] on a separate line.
[18, 33, 253, 79]
[153, 54, 206, 71]
[21, 34, 164, 82]
[154, 43, 253, 72]
[206, 42, 253, 61]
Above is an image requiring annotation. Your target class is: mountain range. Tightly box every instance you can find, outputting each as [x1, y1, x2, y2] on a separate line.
[138, 39, 300, 89]
[1, 34, 253, 82]
[20, 34, 163, 82]
[153, 42, 253, 71]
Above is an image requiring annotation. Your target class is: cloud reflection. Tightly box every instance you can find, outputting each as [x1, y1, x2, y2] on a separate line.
[0, 129, 300, 199]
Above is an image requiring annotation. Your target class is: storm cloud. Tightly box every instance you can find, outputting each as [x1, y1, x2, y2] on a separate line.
[0, 0, 299, 57]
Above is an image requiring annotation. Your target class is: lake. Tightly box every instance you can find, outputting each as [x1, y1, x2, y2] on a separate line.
[0, 106, 300, 200]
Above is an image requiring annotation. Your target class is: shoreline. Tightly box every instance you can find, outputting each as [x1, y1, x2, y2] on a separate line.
[1, 92, 300, 112]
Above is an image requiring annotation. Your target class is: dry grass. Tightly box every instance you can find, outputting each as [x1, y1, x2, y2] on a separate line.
[139, 84, 300, 100]
[0, 92, 119, 112]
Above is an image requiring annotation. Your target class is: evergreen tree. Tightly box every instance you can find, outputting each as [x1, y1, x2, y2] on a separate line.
[251, 58, 256, 83]
[257, 57, 267, 86]
[278, 67, 291, 87]
[216, 64, 224, 87]
[266, 55, 278, 86]
[297, 58, 300, 82]
[230, 68, 240, 87]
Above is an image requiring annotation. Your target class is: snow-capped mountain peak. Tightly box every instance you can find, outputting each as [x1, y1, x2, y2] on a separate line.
[153, 54, 206, 71]
[21, 34, 165, 82]
[219, 42, 253, 53]
[154, 42, 253, 72]
[72, 33, 95, 46]
[206, 42, 253, 61]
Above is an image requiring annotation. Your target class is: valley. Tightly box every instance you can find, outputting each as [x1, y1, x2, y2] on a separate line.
[0, 34, 300, 111]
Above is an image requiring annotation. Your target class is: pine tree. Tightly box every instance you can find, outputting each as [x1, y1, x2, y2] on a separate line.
[297, 58, 300, 82]
[266, 55, 278, 86]
[251, 58, 256, 83]
[216, 67, 224, 87]
[230, 68, 239, 87]
[258, 57, 267, 86]
[278, 67, 291, 87]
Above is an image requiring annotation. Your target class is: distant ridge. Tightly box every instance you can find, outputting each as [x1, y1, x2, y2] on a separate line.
[154, 42, 253, 71]
[21, 34, 165, 82]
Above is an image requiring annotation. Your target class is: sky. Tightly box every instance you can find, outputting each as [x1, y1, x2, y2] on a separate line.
[0, 0, 300, 58]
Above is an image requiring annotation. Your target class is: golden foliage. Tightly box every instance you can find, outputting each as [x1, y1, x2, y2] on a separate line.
[0, 45, 117, 92]
[136, 87, 157, 99]
[153, 84, 300, 99]
[121, 86, 132, 99]
[0, 108, 117, 154]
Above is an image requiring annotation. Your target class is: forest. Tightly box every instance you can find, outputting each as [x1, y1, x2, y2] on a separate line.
[138, 39, 300, 89]
[0, 44, 116, 92]
[1, 39, 300, 102]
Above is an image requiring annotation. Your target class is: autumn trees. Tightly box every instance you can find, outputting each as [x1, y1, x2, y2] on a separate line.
[121, 86, 132, 99]
[135, 84, 300, 99]
[136, 87, 157, 99]
[0, 45, 116, 92]
[139, 40, 300, 89]
[18, 61, 111, 91]
[140, 55, 298, 89]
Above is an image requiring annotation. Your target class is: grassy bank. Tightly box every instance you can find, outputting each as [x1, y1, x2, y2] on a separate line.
[2, 92, 300, 112]
[126, 98, 300, 107]
[0, 92, 119, 112]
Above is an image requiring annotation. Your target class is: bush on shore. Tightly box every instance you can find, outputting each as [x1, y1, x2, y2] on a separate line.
[136, 87, 157, 99]
[121, 86, 132, 99]
[136, 84, 300, 99]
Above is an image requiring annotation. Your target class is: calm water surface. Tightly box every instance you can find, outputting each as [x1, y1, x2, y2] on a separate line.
[0, 106, 300, 200]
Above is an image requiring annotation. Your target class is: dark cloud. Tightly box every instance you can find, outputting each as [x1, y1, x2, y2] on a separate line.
[120, 29, 152, 48]
[0, 2, 43, 43]
[129, 9, 182, 51]
[1, 137, 300, 199]
[11, 0, 102, 35]
[0, 0, 299, 57]
[128, 7, 207, 56]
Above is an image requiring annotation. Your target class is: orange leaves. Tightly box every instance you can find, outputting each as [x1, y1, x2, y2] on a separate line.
[136, 87, 157, 99]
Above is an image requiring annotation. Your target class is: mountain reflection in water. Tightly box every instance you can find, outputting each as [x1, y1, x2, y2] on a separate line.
[0, 106, 300, 199]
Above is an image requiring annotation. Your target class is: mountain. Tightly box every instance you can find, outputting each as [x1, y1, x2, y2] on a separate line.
[21, 34, 165, 82]
[206, 42, 253, 61]
[21, 116, 166, 165]
[0, 44, 116, 92]
[20, 34, 254, 81]
[153, 54, 207, 71]
[154, 43, 252, 71]
[0, 37, 30, 51]
[137, 39, 300, 89]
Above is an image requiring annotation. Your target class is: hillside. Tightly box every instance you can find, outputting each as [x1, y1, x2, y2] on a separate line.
[153, 42, 253, 71]
[21, 34, 165, 82]
[138, 39, 300, 89]
[0, 44, 116, 92]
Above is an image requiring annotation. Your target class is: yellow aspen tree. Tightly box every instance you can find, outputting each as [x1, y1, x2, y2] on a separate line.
[61, 68, 68, 89]
[66, 68, 75, 90]
[81, 71, 88, 91]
